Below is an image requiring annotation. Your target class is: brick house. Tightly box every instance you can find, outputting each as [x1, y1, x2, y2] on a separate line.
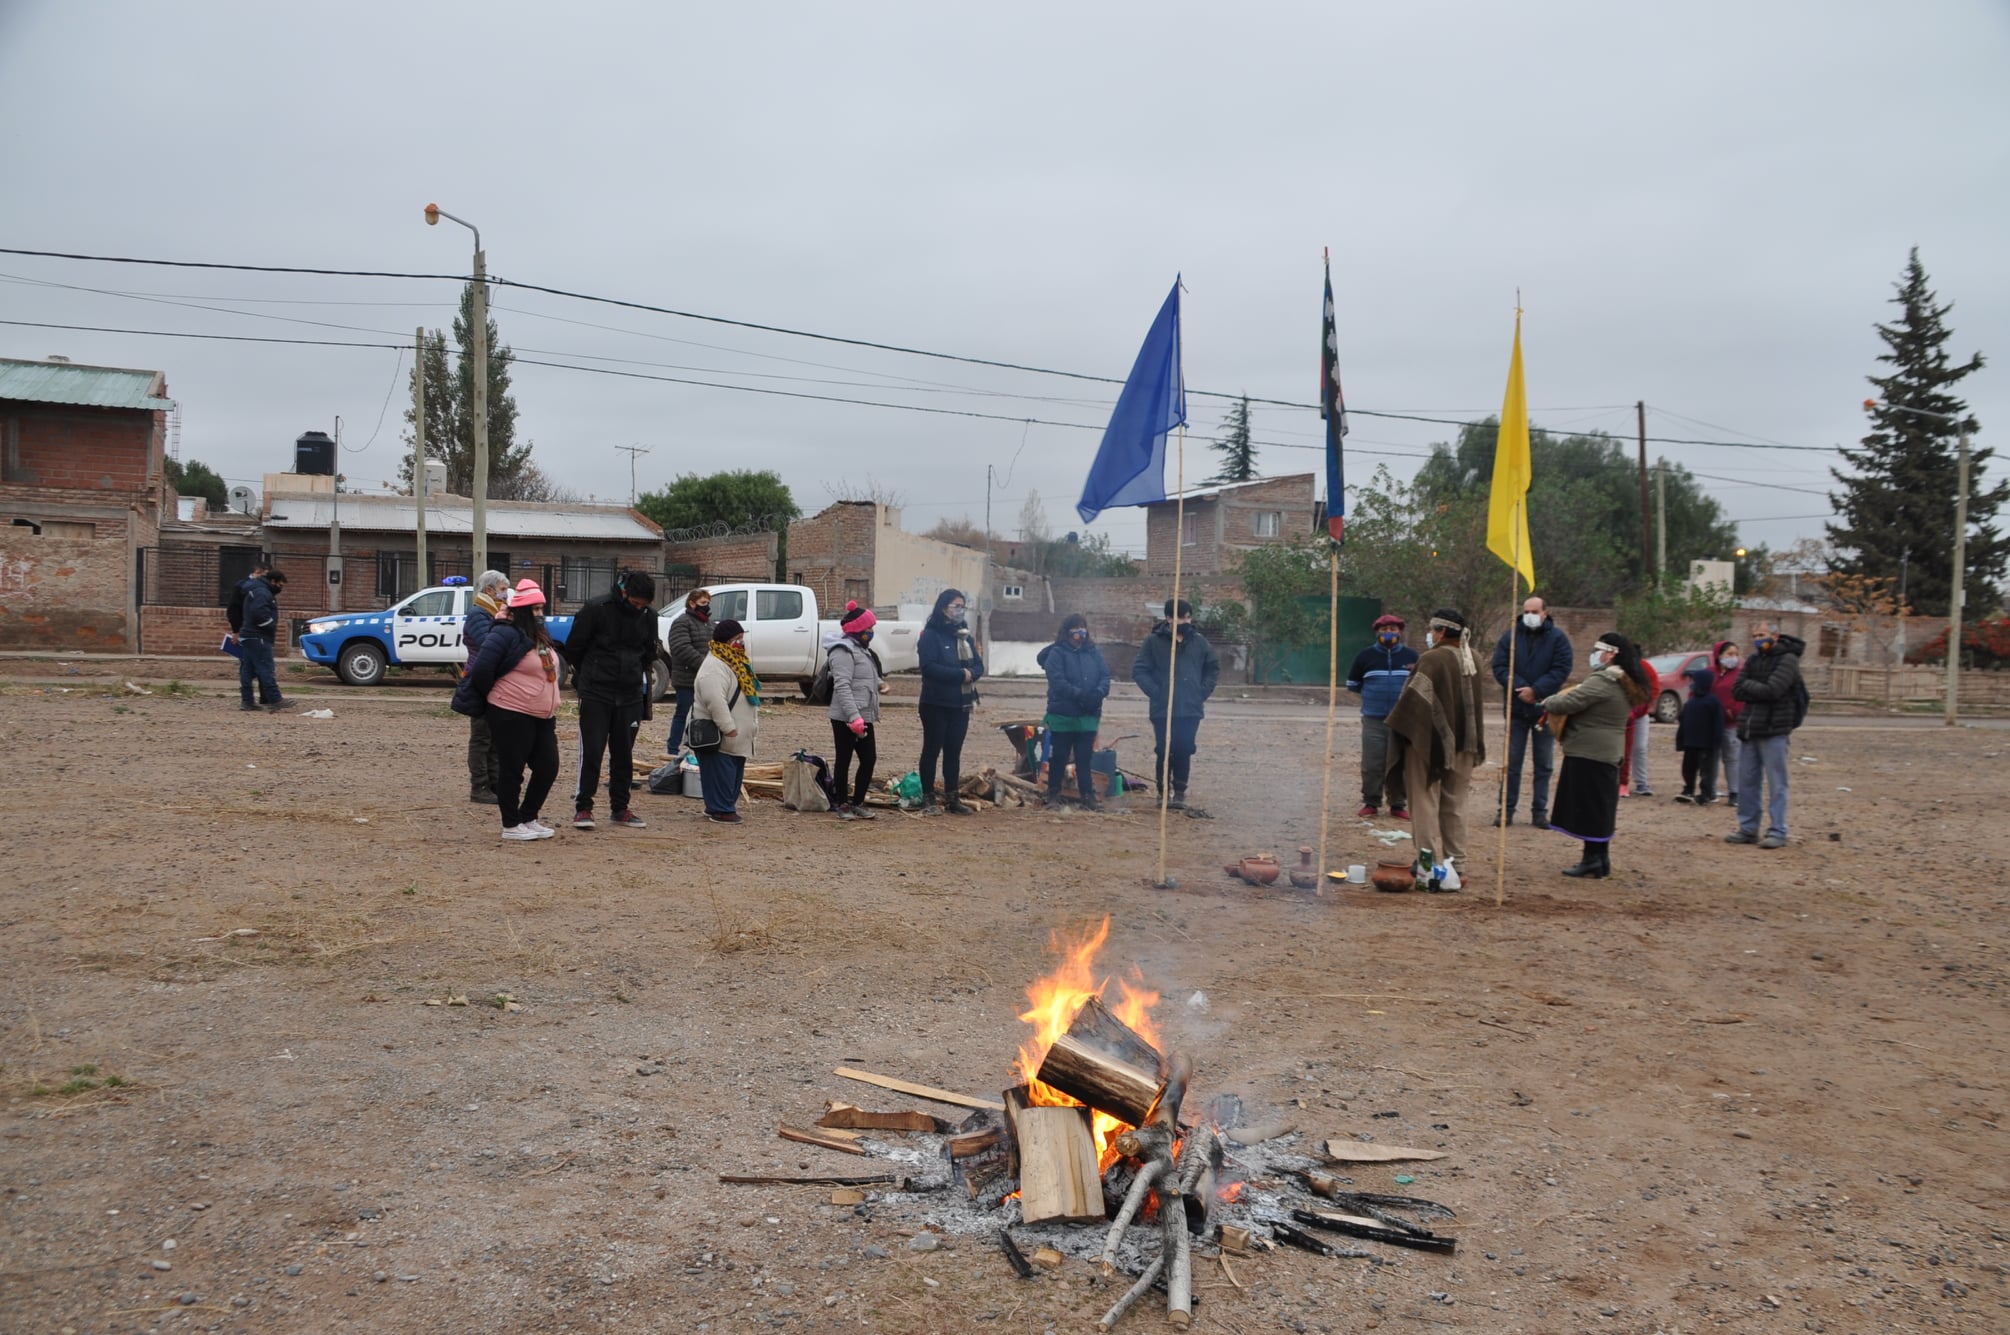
[786, 501, 989, 615]
[0, 357, 174, 650]
[1142, 473, 1319, 577]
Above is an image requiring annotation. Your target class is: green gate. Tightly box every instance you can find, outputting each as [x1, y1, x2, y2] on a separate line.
[1251, 595, 1385, 685]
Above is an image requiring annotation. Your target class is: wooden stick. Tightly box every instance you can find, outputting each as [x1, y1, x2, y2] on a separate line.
[832, 1066, 1003, 1110]
[779, 1125, 868, 1156]
[1097, 1256, 1165, 1331]
[1317, 544, 1339, 894]
[997, 1229, 1036, 1280]
[1097, 1157, 1165, 1274]
[1156, 415, 1187, 888]
[818, 1102, 947, 1133]
[718, 1172, 900, 1186]
[1495, 559, 1520, 906]
[1162, 1154, 1193, 1328]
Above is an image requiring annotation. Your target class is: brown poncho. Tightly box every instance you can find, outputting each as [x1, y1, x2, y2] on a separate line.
[1384, 641, 1487, 786]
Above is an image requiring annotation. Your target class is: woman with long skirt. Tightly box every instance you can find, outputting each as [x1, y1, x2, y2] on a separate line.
[1536, 630, 1651, 878]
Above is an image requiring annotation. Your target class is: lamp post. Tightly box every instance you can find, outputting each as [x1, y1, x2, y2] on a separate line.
[424, 203, 489, 573]
[1865, 398, 1969, 726]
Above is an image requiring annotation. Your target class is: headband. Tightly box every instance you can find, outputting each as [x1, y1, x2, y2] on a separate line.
[1593, 640, 1619, 655]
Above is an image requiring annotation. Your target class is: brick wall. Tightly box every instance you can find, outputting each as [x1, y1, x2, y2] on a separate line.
[0, 520, 135, 649]
[1143, 474, 1316, 577]
[662, 530, 778, 584]
[259, 535, 669, 614]
[786, 503, 877, 612]
[1, 404, 158, 492]
[138, 604, 292, 657]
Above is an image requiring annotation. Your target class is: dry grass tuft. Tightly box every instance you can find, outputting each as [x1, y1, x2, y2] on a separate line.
[706, 891, 779, 955]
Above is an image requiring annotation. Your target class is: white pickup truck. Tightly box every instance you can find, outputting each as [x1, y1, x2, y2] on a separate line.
[654, 583, 923, 699]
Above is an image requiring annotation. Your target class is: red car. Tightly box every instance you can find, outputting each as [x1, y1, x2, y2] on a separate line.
[1645, 650, 1713, 723]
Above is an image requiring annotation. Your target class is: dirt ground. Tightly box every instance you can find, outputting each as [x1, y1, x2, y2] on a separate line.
[1, 654, 2006, 1335]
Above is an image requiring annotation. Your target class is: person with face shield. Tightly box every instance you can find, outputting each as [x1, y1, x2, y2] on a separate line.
[1538, 631, 1653, 879]
[1490, 596, 1573, 828]
[1345, 613, 1417, 819]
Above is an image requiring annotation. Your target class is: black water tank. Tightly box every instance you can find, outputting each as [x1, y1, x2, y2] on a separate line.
[295, 431, 335, 476]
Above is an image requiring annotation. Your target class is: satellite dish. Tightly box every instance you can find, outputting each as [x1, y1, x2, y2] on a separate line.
[228, 485, 256, 515]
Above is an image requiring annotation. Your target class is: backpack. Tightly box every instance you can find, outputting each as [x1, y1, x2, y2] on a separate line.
[1789, 678, 1811, 730]
[807, 659, 835, 707]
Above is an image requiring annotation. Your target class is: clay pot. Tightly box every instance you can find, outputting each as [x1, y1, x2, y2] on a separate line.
[1238, 855, 1281, 887]
[1370, 859, 1415, 893]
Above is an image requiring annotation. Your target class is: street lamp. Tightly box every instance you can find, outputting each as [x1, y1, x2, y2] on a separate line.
[424, 203, 489, 573]
[1864, 397, 1969, 727]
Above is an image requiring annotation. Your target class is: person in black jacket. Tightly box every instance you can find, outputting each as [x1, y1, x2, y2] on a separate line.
[1725, 625, 1806, 850]
[461, 570, 510, 805]
[1672, 666, 1725, 805]
[915, 587, 984, 814]
[664, 587, 713, 756]
[230, 568, 288, 712]
[225, 561, 269, 641]
[560, 570, 659, 830]
[1131, 598, 1221, 811]
[1037, 613, 1112, 810]
[1491, 595, 1572, 828]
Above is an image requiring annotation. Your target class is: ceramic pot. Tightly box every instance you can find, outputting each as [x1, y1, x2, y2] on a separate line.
[1239, 855, 1281, 887]
[1370, 859, 1415, 893]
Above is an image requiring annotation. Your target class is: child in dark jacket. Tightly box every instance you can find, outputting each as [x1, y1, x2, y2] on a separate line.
[1673, 666, 1725, 805]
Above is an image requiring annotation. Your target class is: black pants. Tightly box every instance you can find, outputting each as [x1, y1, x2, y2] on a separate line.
[468, 715, 498, 795]
[918, 703, 971, 800]
[574, 696, 645, 815]
[1151, 714, 1201, 796]
[1047, 729, 1097, 802]
[830, 719, 877, 807]
[1681, 745, 1718, 799]
[489, 707, 559, 828]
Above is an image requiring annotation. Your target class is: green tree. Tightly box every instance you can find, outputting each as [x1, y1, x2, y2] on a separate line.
[1337, 465, 1505, 647]
[636, 469, 799, 534]
[164, 456, 227, 511]
[1040, 530, 1138, 577]
[1828, 248, 2002, 617]
[1413, 420, 1737, 604]
[1206, 395, 1258, 484]
[1615, 581, 1738, 657]
[1232, 534, 1330, 679]
[400, 283, 542, 498]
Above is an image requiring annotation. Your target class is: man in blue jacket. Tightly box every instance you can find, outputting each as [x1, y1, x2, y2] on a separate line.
[1131, 599, 1220, 810]
[229, 568, 288, 713]
[1490, 595, 1572, 828]
[1345, 613, 1416, 819]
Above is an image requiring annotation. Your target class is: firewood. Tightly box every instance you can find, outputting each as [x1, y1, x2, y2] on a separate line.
[997, 1229, 1036, 1280]
[1097, 1157, 1164, 1274]
[1096, 1255, 1164, 1331]
[718, 1172, 902, 1186]
[818, 1102, 946, 1134]
[779, 1125, 868, 1156]
[1162, 1172, 1193, 1328]
[1013, 1105, 1105, 1226]
[946, 1126, 1003, 1158]
[1034, 997, 1166, 1127]
[1175, 1124, 1223, 1235]
[832, 1066, 1004, 1110]
[1110, 1123, 1174, 1163]
[1322, 1139, 1446, 1163]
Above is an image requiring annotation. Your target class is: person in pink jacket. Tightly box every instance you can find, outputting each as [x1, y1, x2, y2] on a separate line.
[1709, 639, 1745, 805]
[467, 580, 563, 841]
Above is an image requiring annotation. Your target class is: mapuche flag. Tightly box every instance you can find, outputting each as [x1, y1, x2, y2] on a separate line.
[1320, 252, 1346, 543]
[1077, 278, 1187, 525]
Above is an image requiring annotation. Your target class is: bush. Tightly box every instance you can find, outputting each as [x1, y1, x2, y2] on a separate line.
[1905, 617, 2010, 668]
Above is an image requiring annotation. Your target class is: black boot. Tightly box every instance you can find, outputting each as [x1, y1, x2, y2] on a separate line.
[1596, 842, 1613, 877]
[1562, 841, 1604, 878]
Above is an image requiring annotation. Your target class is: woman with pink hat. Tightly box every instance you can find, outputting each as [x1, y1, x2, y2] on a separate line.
[464, 578, 563, 840]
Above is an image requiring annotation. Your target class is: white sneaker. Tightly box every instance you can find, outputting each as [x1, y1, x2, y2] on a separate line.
[500, 824, 540, 841]
[526, 819, 556, 838]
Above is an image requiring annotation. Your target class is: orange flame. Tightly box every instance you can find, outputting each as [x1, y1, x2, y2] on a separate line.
[1217, 1180, 1245, 1203]
[1014, 917, 1161, 1162]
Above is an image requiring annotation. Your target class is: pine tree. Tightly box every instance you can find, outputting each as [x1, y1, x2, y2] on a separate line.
[1829, 249, 2003, 617]
[1206, 395, 1257, 484]
[400, 282, 541, 497]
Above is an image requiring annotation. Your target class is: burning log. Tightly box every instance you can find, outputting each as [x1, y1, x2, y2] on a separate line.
[1012, 1105, 1105, 1225]
[1175, 1124, 1223, 1235]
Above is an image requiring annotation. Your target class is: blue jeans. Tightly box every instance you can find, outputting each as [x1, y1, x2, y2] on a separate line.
[666, 687, 695, 755]
[1736, 733, 1790, 840]
[1718, 728, 1741, 797]
[699, 750, 746, 815]
[1504, 712, 1553, 817]
[238, 635, 280, 705]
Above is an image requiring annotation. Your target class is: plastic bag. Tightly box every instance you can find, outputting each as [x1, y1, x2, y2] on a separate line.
[783, 756, 831, 812]
[892, 770, 924, 809]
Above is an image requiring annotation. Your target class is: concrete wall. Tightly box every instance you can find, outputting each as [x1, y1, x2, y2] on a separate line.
[140, 604, 293, 657]
[873, 521, 987, 611]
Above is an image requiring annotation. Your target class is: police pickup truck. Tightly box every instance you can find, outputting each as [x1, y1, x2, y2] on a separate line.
[301, 583, 575, 687]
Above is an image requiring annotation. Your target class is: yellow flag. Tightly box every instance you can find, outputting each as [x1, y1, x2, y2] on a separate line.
[1486, 312, 1535, 590]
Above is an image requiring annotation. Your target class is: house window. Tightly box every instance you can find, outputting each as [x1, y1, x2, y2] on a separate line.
[1253, 511, 1282, 538]
[842, 578, 869, 606]
[1818, 624, 1845, 659]
[1001, 584, 1025, 600]
[1181, 514, 1197, 547]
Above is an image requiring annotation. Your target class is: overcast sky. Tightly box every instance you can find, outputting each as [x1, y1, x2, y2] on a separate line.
[2, 0, 2004, 566]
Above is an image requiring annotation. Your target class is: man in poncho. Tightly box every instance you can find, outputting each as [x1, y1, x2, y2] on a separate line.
[1384, 608, 1487, 881]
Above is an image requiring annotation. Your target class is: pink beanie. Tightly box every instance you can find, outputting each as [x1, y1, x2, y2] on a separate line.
[508, 579, 546, 609]
[840, 600, 876, 633]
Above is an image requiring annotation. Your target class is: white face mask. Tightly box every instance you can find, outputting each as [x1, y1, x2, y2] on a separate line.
[1719, 654, 1740, 669]
[1522, 612, 1544, 630]
[1424, 632, 1438, 649]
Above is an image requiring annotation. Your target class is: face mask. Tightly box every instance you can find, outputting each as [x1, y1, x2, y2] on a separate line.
[1719, 653, 1739, 669]
[692, 604, 710, 621]
[856, 630, 874, 646]
[1522, 612, 1544, 631]
[1377, 632, 1399, 647]
[1755, 637, 1774, 653]
[1588, 651, 1609, 669]
[1424, 632, 1437, 649]
[1069, 629, 1089, 641]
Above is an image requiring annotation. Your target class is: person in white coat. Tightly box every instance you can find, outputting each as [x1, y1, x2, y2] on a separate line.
[692, 618, 761, 824]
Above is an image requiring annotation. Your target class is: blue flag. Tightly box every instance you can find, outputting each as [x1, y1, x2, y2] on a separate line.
[1320, 252, 1346, 544]
[1076, 279, 1186, 525]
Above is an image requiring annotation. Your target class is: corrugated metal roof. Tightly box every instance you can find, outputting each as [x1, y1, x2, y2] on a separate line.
[263, 493, 661, 542]
[0, 358, 174, 411]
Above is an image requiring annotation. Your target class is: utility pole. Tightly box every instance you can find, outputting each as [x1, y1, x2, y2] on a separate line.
[1636, 400, 1653, 580]
[982, 464, 995, 649]
[1949, 426, 1969, 727]
[329, 416, 343, 611]
[470, 246, 489, 573]
[614, 444, 652, 506]
[413, 327, 427, 592]
[1655, 457, 1668, 578]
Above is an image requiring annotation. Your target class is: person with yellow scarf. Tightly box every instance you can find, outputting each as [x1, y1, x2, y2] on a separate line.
[692, 618, 762, 823]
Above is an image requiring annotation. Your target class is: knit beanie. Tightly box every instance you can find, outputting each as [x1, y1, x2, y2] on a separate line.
[508, 579, 546, 609]
[840, 600, 877, 634]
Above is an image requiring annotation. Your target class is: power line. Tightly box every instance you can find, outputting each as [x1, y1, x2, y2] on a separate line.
[0, 244, 1851, 456]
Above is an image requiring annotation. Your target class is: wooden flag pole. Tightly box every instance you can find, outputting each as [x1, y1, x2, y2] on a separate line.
[1493, 531, 1523, 907]
[1155, 424, 1187, 889]
[1317, 547, 1340, 890]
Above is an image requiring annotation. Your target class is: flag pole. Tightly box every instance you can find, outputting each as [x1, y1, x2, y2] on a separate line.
[1155, 424, 1186, 889]
[1494, 532, 1521, 907]
[1317, 545, 1340, 889]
